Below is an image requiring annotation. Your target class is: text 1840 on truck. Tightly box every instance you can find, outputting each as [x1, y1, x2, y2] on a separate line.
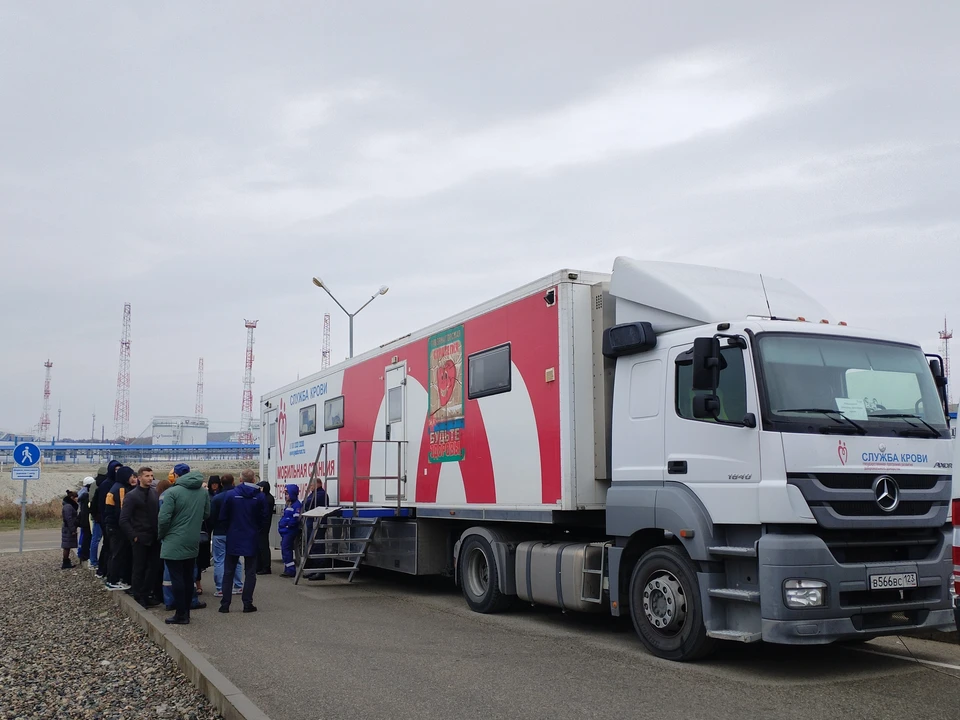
[260, 257, 959, 661]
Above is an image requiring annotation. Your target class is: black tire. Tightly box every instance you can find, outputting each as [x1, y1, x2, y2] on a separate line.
[628, 545, 716, 662]
[459, 535, 512, 613]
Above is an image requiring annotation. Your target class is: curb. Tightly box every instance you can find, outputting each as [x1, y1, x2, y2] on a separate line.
[110, 589, 272, 720]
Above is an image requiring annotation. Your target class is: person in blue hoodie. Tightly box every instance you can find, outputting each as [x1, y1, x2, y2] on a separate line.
[218, 469, 270, 613]
[277, 483, 301, 578]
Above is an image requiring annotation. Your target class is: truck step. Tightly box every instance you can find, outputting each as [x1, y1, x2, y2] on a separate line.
[306, 553, 366, 560]
[707, 630, 762, 643]
[708, 545, 757, 558]
[709, 588, 760, 603]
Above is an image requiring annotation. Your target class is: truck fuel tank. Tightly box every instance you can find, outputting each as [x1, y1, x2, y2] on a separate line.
[515, 541, 607, 613]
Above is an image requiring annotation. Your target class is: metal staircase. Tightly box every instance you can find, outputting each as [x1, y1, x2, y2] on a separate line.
[292, 439, 406, 585]
[294, 511, 380, 584]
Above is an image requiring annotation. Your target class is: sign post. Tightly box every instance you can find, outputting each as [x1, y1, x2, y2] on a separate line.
[12, 443, 41, 554]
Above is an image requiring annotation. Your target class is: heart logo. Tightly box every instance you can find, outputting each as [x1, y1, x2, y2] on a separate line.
[277, 399, 287, 461]
[437, 359, 457, 406]
[837, 439, 847, 466]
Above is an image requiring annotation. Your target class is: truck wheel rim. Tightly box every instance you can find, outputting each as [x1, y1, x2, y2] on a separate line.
[642, 571, 686, 635]
[466, 548, 489, 599]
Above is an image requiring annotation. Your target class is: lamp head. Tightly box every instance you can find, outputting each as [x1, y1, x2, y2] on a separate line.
[312, 277, 324, 289]
[378, 285, 389, 296]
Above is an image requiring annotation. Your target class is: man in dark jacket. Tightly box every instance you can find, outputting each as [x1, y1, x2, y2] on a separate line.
[210, 474, 243, 597]
[95, 461, 121, 578]
[255, 480, 275, 575]
[120, 467, 161, 608]
[219, 469, 269, 613]
[103, 464, 135, 590]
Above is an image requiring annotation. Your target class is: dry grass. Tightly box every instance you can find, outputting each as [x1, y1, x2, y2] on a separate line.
[0, 497, 64, 530]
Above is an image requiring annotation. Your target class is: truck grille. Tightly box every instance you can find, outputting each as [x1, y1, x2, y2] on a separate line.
[786, 472, 950, 530]
[811, 527, 944, 564]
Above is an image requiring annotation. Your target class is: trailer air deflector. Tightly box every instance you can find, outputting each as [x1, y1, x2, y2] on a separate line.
[602, 321, 656, 358]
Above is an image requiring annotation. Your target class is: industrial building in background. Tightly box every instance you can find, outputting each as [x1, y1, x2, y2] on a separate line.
[150, 415, 209, 445]
[36, 359, 52, 440]
[239, 319, 257, 444]
[113, 302, 132, 440]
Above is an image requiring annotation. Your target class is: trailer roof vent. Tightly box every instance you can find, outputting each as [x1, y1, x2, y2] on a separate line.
[602, 321, 657, 358]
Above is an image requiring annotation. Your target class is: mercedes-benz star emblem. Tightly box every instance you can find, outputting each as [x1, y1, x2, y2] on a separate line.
[872, 475, 900, 513]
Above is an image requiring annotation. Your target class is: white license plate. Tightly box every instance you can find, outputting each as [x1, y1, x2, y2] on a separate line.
[869, 572, 918, 590]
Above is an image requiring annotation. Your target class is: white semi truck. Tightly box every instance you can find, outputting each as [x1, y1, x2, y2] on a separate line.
[260, 257, 958, 661]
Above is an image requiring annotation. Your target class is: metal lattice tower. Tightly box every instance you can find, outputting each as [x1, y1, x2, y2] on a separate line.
[91, 412, 96, 442]
[195, 357, 205, 417]
[939, 317, 953, 405]
[37, 360, 52, 440]
[322, 313, 332, 369]
[113, 302, 132, 440]
[239, 320, 258, 444]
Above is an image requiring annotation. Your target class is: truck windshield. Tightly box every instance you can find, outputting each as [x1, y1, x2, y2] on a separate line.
[755, 333, 949, 438]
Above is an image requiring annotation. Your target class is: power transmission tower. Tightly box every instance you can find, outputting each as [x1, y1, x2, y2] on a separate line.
[113, 303, 132, 440]
[939, 317, 953, 405]
[239, 320, 258, 444]
[322, 313, 332, 369]
[195, 357, 204, 417]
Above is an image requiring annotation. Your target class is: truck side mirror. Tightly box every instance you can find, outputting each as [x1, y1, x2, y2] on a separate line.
[691, 337, 721, 391]
[692, 394, 721, 420]
[926, 354, 950, 419]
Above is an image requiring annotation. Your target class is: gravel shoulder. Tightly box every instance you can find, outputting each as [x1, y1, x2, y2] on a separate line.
[0, 550, 223, 720]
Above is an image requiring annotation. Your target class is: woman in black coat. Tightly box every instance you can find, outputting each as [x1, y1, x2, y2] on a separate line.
[61, 490, 79, 570]
[256, 480, 275, 574]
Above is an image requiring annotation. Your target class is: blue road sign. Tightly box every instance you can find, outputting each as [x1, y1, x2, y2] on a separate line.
[13, 443, 40, 467]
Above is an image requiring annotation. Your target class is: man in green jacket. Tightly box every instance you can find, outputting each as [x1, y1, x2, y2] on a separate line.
[158, 464, 211, 625]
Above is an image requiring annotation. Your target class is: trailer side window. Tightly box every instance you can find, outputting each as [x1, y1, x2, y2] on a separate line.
[468, 344, 511, 399]
[324, 396, 345, 431]
[676, 347, 747, 423]
[299, 404, 317, 436]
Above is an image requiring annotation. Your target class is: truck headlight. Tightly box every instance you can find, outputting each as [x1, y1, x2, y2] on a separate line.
[783, 579, 827, 608]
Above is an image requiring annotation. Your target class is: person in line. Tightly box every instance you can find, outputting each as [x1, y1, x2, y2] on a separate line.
[119, 466, 161, 608]
[255, 481, 275, 575]
[210, 474, 243, 597]
[195, 476, 214, 597]
[87, 464, 108, 571]
[95, 460, 122, 579]
[157, 463, 210, 625]
[61, 489, 79, 569]
[103, 465, 136, 591]
[218, 469, 269, 613]
[77, 476, 94, 566]
[278, 484, 302, 578]
[301, 480, 329, 581]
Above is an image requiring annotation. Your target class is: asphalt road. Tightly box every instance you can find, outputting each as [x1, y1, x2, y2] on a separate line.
[0, 528, 60, 553]
[143, 560, 960, 720]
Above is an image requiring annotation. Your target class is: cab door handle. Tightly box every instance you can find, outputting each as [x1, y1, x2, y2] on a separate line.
[667, 461, 688, 475]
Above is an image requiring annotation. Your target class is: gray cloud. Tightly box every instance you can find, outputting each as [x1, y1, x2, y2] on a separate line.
[1, 1, 958, 438]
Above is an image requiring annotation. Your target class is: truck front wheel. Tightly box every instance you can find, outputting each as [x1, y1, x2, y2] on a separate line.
[459, 535, 512, 614]
[628, 546, 716, 662]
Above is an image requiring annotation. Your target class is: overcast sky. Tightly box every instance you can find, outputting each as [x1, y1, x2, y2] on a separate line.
[2, 2, 959, 440]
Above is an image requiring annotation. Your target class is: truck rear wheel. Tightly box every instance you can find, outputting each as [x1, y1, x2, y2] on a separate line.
[628, 546, 715, 662]
[459, 535, 512, 614]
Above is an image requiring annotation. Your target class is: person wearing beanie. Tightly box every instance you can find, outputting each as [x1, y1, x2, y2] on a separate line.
[95, 461, 122, 579]
[77, 477, 95, 565]
[61, 490, 80, 570]
[158, 468, 211, 625]
[277, 484, 302, 578]
[104, 466, 136, 591]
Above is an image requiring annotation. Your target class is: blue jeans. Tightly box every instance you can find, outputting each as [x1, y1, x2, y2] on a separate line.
[90, 522, 102, 566]
[213, 535, 243, 592]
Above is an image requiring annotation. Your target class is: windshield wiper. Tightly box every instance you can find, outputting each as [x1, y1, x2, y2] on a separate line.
[775, 408, 867, 434]
[870, 413, 942, 438]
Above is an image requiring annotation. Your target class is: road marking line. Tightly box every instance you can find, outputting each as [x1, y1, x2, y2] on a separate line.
[853, 647, 960, 672]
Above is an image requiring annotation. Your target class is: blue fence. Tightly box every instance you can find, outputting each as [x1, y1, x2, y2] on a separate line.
[0, 441, 260, 465]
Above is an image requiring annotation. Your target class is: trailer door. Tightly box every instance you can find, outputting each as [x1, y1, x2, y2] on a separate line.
[384, 363, 407, 500]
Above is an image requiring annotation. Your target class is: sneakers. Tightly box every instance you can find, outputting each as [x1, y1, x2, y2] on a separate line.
[104, 582, 125, 591]
[214, 590, 223, 598]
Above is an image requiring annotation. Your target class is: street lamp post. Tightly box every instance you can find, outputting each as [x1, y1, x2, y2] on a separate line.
[312, 277, 389, 358]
